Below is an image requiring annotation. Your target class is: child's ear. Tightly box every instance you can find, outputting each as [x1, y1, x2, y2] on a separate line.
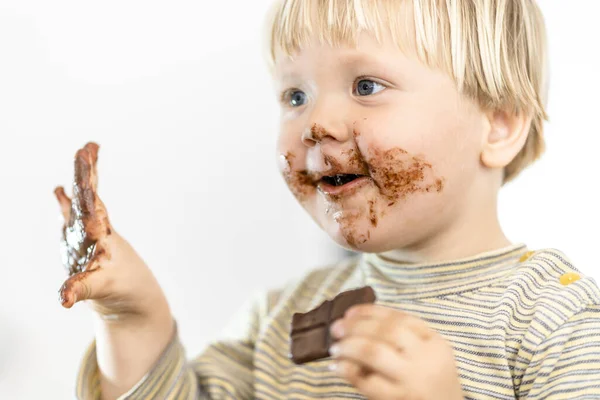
[481, 108, 532, 169]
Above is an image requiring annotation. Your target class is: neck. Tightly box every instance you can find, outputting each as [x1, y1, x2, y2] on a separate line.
[381, 175, 510, 264]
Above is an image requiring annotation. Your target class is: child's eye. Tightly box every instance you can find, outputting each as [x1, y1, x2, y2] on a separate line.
[283, 90, 307, 107]
[354, 79, 386, 96]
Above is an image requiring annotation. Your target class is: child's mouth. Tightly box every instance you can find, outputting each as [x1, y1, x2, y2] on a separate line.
[321, 174, 362, 186]
[318, 174, 371, 196]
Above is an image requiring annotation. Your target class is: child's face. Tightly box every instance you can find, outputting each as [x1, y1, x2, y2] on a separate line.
[274, 33, 490, 253]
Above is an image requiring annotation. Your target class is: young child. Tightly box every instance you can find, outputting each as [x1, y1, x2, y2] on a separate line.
[54, 0, 600, 399]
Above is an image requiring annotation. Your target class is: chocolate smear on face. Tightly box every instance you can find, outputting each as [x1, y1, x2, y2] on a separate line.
[333, 131, 444, 207]
[281, 152, 316, 202]
[355, 142, 444, 203]
[333, 210, 369, 248]
[323, 129, 445, 248]
[323, 154, 343, 171]
[436, 178, 444, 192]
[343, 148, 370, 175]
[282, 125, 444, 249]
[311, 124, 328, 141]
[342, 225, 369, 248]
[368, 200, 378, 227]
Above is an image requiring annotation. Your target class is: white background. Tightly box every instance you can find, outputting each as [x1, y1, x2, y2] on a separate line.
[0, 1, 598, 399]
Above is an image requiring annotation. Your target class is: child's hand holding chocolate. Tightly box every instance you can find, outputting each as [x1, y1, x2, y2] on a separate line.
[329, 305, 464, 400]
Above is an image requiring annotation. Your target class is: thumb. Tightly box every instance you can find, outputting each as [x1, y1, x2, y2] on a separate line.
[59, 258, 109, 308]
[54, 186, 71, 222]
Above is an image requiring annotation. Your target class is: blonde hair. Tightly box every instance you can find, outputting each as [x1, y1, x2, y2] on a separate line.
[266, 0, 548, 183]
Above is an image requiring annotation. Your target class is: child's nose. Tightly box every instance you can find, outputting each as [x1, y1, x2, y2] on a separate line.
[301, 103, 351, 146]
[301, 122, 351, 147]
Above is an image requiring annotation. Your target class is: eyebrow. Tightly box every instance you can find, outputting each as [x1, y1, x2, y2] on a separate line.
[337, 52, 375, 65]
[335, 51, 393, 69]
[335, 53, 400, 80]
[340, 58, 383, 72]
[277, 71, 302, 82]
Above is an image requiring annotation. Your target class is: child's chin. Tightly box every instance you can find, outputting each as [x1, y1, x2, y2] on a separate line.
[345, 239, 395, 254]
[325, 227, 390, 254]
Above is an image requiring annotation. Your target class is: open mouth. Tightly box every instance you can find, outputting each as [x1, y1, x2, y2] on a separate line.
[318, 173, 371, 196]
[321, 174, 364, 187]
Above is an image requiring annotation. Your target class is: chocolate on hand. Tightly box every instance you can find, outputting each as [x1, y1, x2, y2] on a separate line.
[54, 142, 111, 306]
[290, 286, 376, 364]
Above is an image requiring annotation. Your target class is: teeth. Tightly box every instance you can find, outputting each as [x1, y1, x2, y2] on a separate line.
[335, 175, 343, 186]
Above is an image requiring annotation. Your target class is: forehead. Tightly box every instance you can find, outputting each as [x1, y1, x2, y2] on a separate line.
[272, 33, 400, 78]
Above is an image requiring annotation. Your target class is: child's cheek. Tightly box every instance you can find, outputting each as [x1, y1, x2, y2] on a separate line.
[324, 130, 446, 249]
[279, 151, 317, 202]
[366, 147, 444, 204]
[354, 129, 445, 204]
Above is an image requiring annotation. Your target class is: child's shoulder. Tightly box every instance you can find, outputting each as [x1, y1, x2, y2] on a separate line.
[507, 248, 600, 318]
[497, 249, 600, 376]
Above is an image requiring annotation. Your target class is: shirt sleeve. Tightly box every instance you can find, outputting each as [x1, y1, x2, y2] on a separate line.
[518, 304, 600, 399]
[75, 290, 281, 400]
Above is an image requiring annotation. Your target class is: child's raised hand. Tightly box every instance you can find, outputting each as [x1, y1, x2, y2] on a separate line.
[54, 143, 168, 320]
[329, 305, 464, 400]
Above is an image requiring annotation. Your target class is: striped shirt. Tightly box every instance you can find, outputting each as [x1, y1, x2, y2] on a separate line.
[77, 244, 600, 399]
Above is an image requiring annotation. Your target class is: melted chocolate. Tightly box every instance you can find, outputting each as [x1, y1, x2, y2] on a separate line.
[367, 147, 444, 202]
[280, 127, 445, 248]
[310, 123, 328, 141]
[333, 211, 369, 247]
[343, 148, 369, 175]
[57, 143, 108, 276]
[368, 200, 378, 227]
[281, 152, 317, 202]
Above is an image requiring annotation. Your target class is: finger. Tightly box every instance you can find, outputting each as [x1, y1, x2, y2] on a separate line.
[73, 146, 95, 216]
[331, 316, 424, 355]
[83, 142, 99, 190]
[345, 304, 400, 320]
[335, 360, 405, 400]
[84, 143, 107, 229]
[73, 142, 100, 209]
[54, 186, 72, 222]
[59, 248, 110, 308]
[91, 195, 112, 238]
[73, 143, 111, 239]
[330, 336, 405, 381]
[342, 305, 433, 341]
[84, 142, 99, 163]
[330, 354, 373, 376]
[80, 195, 112, 240]
[59, 269, 96, 308]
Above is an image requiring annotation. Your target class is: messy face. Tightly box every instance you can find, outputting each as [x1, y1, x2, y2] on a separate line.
[275, 33, 488, 253]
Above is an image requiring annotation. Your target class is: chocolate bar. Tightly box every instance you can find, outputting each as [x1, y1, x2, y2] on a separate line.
[289, 286, 376, 364]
